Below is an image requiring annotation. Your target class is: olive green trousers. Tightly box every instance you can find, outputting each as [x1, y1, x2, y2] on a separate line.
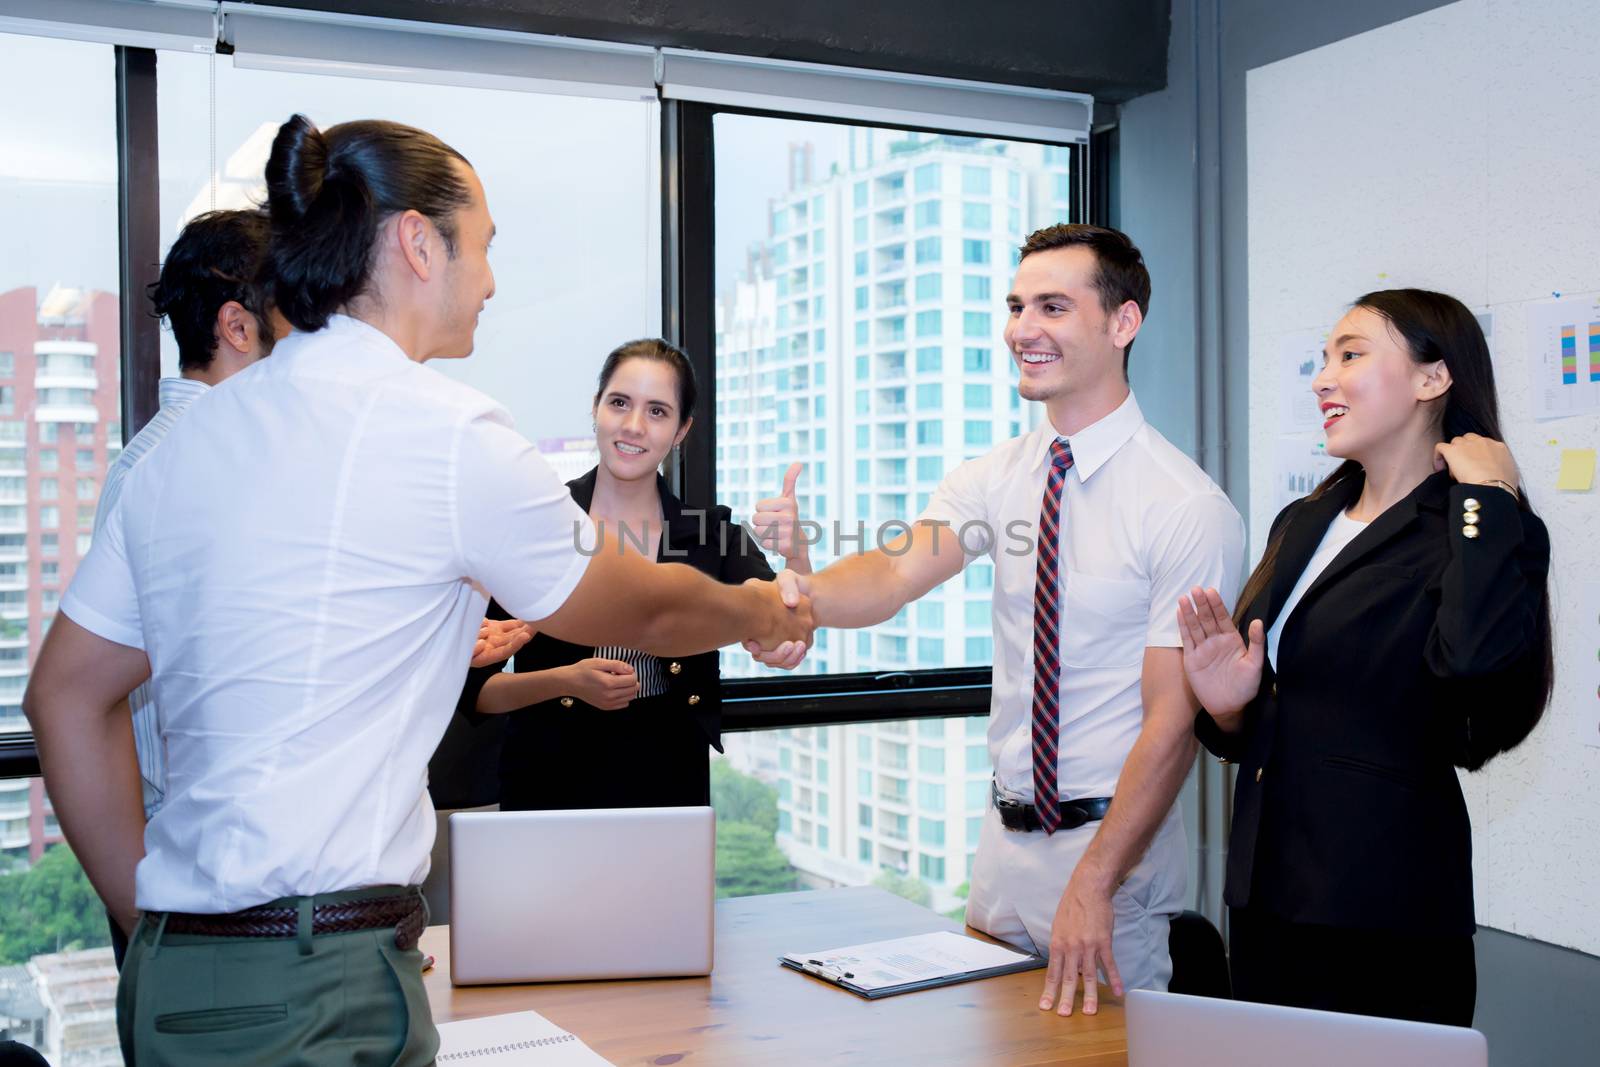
[116, 885, 438, 1066]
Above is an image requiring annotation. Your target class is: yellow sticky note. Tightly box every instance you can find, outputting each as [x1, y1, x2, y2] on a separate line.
[1557, 449, 1596, 491]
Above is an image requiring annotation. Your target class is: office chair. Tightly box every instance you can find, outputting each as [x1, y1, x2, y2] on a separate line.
[1168, 910, 1231, 998]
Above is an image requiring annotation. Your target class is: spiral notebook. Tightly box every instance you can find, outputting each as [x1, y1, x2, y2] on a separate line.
[434, 1010, 614, 1065]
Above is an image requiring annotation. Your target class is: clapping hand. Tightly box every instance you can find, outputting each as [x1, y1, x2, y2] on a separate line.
[471, 617, 535, 668]
[1176, 586, 1263, 730]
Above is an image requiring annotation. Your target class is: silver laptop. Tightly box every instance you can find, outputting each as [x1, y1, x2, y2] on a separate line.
[1127, 989, 1487, 1067]
[448, 806, 715, 985]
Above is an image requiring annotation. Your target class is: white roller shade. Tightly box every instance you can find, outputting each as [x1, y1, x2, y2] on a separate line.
[658, 49, 1093, 144]
[221, 4, 657, 101]
[0, 0, 214, 52]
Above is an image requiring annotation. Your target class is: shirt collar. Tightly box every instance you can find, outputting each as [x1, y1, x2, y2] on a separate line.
[322, 313, 414, 364]
[1027, 391, 1145, 482]
[157, 376, 209, 409]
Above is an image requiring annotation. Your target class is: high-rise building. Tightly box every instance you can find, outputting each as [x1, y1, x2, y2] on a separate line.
[714, 131, 1075, 910]
[0, 284, 122, 867]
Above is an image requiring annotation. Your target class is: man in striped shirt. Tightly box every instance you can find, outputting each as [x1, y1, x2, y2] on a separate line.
[94, 210, 287, 832]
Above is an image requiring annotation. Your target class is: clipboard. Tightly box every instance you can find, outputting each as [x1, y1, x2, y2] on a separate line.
[779, 929, 1045, 999]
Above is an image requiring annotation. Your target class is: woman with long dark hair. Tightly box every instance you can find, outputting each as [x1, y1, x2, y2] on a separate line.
[1178, 289, 1552, 1026]
[456, 338, 811, 810]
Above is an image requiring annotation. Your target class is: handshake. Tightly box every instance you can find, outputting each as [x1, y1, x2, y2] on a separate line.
[742, 570, 814, 670]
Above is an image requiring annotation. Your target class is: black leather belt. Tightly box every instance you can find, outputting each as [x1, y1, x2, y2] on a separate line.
[992, 779, 1113, 833]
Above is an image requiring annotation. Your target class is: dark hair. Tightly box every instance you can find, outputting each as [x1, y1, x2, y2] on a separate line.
[147, 209, 274, 372]
[593, 338, 698, 424]
[263, 114, 473, 332]
[1017, 224, 1152, 371]
[1234, 288, 1553, 767]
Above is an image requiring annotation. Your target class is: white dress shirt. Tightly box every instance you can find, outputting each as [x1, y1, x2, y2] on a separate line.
[62, 315, 592, 914]
[92, 375, 210, 819]
[920, 392, 1244, 801]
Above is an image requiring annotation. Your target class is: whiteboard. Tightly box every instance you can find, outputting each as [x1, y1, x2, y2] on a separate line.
[1246, 0, 1600, 954]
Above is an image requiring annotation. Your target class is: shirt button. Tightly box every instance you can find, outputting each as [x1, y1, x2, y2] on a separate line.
[559, 697, 574, 708]
[1255, 767, 1264, 783]
[1463, 497, 1481, 512]
[668, 662, 683, 675]
[1462, 525, 1481, 540]
[687, 694, 701, 706]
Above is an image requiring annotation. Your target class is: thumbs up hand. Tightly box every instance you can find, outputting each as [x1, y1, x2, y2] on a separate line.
[752, 461, 813, 574]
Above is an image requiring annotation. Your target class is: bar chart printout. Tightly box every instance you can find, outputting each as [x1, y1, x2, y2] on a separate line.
[1526, 296, 1600, 419]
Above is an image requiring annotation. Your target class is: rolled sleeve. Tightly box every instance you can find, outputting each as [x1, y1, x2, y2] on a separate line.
[455, 414, 594, 623]
[917, 455, 994, 559]
[1145, 490, 1246, 647]
[60, 493, 144, 650]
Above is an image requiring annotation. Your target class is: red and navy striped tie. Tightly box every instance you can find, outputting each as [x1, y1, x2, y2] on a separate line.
[1032, 438, 1074, 834]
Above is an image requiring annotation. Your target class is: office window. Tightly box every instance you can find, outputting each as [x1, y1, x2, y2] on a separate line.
[964, 421, 993, 447]
[964, 384, 992, 409]
[75, 448, 94, 468]
[963, 276, 991, 302]
[1009, 170, 1022, 199]
[1054, 173, 1072, 201]
[963, 347, 991, 372]
[918, 745, 945, 774]
[965, 637, 994, 662]
[38, 479, 57, 501]
[917, 782, 946, 809]
[965, 563, 994, 591]
[967, 745, 990, 773]
[962, 202, 992, 230]
[38, 450, 57, 472]
[854, 216, 869, 243]
[961, 239, 991, 266]
[965, 780, 989, 810]
[715, 113, 1077, 686]
[40, 534, 58, 558]
[963, 311, 993, 339]
[76, 478, 96, 501]
[38, 507, 58, 529]
[0, 352, 11, 378]
[919, 818, 945, 848]
[917, 601, 944, 628]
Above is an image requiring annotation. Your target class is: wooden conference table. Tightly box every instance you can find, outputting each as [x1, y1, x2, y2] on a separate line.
[421, 886, 1128, 1066]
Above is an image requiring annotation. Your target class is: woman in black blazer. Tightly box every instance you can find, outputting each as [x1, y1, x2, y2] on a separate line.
[456, 339, 811, 810]
[1178, 289, 1552, 1026]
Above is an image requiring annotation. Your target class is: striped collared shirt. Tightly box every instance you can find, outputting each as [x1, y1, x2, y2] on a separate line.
[92, 376, 211, 818]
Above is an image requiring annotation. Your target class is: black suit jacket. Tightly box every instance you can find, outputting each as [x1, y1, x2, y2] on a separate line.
[1195, 470, 1549, 936]
[427, 468, 775, 809]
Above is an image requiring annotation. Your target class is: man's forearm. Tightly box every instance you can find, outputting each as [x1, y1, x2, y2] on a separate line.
[31, 701, 145, 931]
[806, 550, 917, 629]
[1073, 717, 1196, 893]
[627, 563, 773, 656]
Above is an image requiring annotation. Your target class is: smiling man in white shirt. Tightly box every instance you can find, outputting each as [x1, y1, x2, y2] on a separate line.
[761, 224, 1243, 1017]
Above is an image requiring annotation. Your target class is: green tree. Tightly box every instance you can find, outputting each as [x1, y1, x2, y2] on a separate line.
[715, 821, 798, 898]
[0, 844, 111, 965]
[944, 880, 970, 922]
[872, 868, 933, 908]
[709, 758, 778, 833]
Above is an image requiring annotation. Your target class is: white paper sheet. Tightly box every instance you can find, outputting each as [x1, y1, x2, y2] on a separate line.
[435, 1010, 614, 1066]
[1525, 294, 1600, 421]
[1277, 327, 1331, 434]
[1271, 434, 1344, 516]
[784, 930, 1034, 993]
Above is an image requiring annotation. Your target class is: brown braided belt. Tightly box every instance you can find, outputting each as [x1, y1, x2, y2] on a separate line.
[160, 891, 427, 950]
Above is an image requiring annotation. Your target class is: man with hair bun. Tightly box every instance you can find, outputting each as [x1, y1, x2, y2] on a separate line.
[26, 114, 812, 1065]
